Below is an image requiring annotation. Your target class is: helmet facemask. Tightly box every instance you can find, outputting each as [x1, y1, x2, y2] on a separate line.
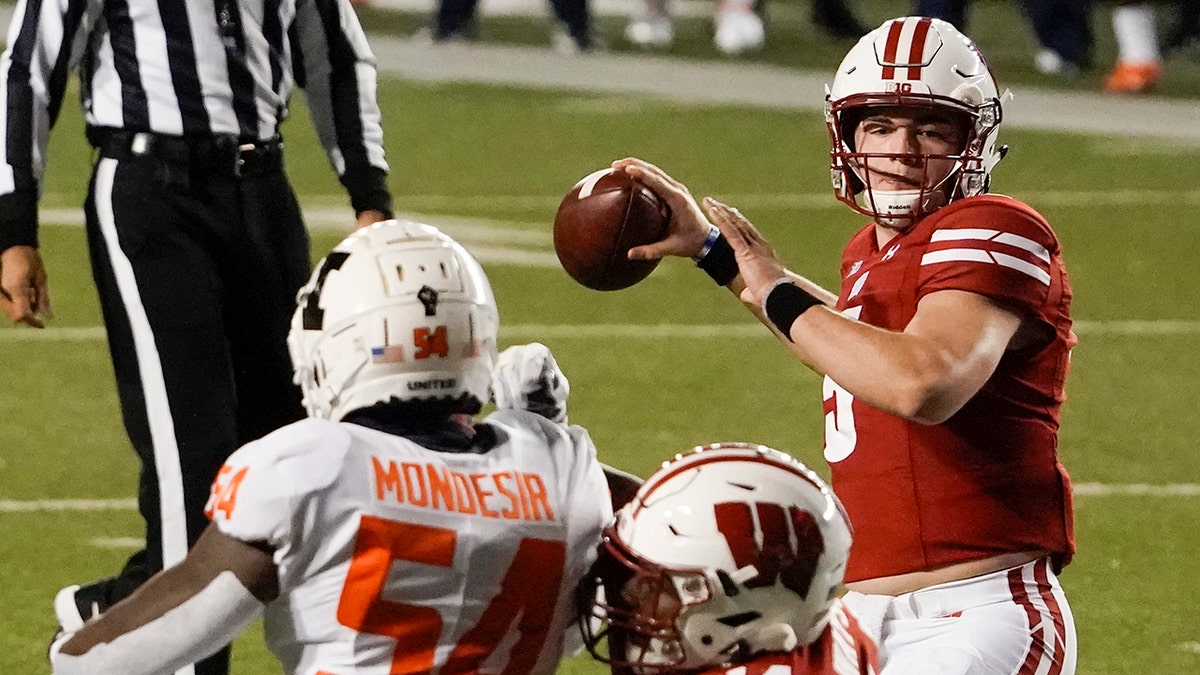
[580, 529, 708, 674]
[825, 17, 1009, 228]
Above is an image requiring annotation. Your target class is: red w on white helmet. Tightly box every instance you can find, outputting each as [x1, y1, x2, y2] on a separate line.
[579, 443, 853, 673]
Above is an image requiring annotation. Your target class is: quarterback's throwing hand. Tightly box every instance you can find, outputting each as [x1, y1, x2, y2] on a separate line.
[612, 158, 713, 261]
[491, 343, 570, 424]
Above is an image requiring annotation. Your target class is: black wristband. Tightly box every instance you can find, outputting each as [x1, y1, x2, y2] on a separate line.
[696, 235, 738, 286]
[763, 281, 822, 341]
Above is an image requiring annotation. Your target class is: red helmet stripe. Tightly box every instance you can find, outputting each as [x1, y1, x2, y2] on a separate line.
[880, 19, 904, 80]
[906, 17, 933, 80]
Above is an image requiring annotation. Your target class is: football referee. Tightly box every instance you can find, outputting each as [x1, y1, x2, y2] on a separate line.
[0, 2, 393, 674]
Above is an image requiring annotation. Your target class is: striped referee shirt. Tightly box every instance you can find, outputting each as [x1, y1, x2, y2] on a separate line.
[0, 0, 392, 250]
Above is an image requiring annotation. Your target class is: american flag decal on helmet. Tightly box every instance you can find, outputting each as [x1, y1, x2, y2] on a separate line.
[879, 17, 937, 81]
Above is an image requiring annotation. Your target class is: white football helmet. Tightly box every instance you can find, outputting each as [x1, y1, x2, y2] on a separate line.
[580, 443, 852, 672]
[287, 220, 499, 421]
[825, 16, 1011, 226]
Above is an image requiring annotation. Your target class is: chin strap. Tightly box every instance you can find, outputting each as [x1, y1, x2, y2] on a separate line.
[860, 181, 952, 228]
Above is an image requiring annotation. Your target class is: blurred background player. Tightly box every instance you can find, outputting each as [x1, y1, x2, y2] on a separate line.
[1163, 0, 1200, 56]
[611, 15, 1077, 674]
[1085, 0, 1200, 95]
[1104, 2, 1162, 93]
[914, 0, 1094, 75]
[428, 0, 596, 51]
[625, 0, 867, 55]
[578, 443, 878, 675]
[50, 220, 617, 675]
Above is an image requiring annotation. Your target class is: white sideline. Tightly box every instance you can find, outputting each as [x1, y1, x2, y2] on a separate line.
[2, 482, 1197, 513]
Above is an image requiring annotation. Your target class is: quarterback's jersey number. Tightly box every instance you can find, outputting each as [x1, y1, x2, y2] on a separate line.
[337, 515, 567, 675]
[823, 305, 862, 463]
[823, 377, 857, 463]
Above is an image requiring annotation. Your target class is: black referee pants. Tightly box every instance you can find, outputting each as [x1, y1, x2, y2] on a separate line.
[81, 134, 310, 675]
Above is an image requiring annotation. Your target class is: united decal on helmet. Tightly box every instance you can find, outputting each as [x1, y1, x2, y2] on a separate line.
[825, 16, 1011, 225]
[287, 220, 499, 421]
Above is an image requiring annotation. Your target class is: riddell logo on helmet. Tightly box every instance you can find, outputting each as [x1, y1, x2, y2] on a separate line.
[407, 378, 458, 391]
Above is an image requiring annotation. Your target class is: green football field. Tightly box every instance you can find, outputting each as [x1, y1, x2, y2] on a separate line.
[3, 8, 1200, 672]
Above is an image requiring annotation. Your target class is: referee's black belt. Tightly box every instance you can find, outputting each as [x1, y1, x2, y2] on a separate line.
[87, 127, 284, 177]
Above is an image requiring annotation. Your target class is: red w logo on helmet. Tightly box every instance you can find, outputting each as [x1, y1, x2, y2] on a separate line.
[714, 502, 825, 599]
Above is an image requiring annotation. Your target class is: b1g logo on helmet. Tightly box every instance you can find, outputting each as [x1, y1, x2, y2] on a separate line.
[714, 502, 824, 599]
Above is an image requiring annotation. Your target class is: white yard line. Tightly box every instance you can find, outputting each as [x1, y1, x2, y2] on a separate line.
[32, 187, 1200, 230]
[3, 483, 1196, 513]
[5, 320, 1200, 343]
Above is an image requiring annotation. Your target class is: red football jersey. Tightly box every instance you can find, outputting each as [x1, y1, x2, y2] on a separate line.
[823, 195, 1077, 583]
[690, 600, 878, 675]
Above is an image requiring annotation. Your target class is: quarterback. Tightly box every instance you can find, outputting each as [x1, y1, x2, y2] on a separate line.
[579, 443, 878, 675]
[50, 221, 616, 674]
[612, 16, 1077, 675]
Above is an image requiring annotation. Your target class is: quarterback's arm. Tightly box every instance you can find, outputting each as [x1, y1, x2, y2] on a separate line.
[50, 524, 277, 675]
[708, 200, 1021, 424]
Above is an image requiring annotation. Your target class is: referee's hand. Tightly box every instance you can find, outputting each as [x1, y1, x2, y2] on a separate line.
[0, 246, 51, 328]
[355, 210, 390, 230]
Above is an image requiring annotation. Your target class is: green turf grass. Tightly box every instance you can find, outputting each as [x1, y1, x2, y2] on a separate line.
[2, 67, 1198, 675]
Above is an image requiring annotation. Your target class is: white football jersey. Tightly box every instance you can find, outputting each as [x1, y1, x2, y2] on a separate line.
[206, 410, 613, 675]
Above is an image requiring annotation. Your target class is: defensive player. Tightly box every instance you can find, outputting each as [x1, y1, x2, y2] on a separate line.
[610, 17, 1077, 674]
[49, 221, 615, 674]
[579, 443, 878, 675]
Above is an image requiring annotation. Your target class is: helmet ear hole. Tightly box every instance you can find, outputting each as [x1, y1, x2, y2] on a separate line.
[838, 107, 866, 151]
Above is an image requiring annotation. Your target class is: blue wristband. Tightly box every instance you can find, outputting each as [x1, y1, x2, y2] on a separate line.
[692, 224, 721, 262]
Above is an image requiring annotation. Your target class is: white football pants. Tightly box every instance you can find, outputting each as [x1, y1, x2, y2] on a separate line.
[843, 557, 1076, 675]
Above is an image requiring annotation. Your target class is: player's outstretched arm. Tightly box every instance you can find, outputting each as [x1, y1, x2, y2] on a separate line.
[50, 524, 277, 675]
[708, 200, 1023, 424]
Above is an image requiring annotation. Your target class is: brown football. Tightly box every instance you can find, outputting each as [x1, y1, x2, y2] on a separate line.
[553, 168, 671, 291]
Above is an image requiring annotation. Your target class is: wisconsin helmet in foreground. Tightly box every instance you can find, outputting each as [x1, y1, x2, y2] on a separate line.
[554, 168, 671, 291]
[579, 443, 875, 674]
[288, 220, 499, 421]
